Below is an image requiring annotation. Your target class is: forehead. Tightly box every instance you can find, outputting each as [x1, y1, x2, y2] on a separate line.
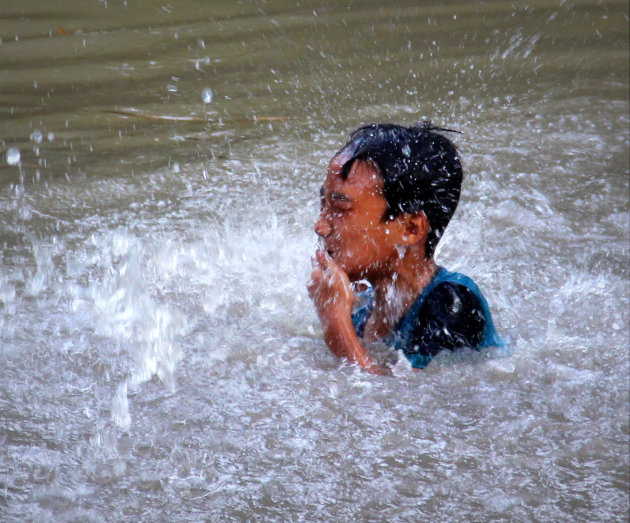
[325, 154, 384, 197]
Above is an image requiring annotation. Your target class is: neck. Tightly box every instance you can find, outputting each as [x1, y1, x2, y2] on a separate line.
[364, 247, 438, 341]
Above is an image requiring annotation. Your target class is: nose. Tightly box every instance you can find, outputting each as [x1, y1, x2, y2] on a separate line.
[314, 212, 331, 238]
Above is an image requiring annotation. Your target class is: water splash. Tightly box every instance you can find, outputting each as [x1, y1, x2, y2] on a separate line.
[5, 147, 20, 166]
[202, 88, 213, 104]
[89, 231, 188, 429]
[29, 129, 43, 144]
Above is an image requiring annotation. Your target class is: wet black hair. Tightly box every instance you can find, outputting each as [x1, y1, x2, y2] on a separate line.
[337, 121, 462, 258]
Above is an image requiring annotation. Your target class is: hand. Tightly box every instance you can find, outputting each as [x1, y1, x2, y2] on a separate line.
[308, 250, 389, 375]
[364, 362, 393, 376]
[307, 250, 354, 324]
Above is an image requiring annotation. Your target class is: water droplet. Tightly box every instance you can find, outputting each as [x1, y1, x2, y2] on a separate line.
[30, 129, 43, 143]
[167, 84, 178, 93]
[202, 88, 213, 103]
[6, 147, 20, 165]
[172, 162, 180, 173]
[47, 131, 55, 142]
[402, 144, 411, 157]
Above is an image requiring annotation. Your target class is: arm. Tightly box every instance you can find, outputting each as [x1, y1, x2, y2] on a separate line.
[307, 250, 388, 375]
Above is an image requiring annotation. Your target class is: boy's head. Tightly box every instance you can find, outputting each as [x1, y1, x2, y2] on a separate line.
[336, 122, 463, 258]
[315, 122, 463, 280]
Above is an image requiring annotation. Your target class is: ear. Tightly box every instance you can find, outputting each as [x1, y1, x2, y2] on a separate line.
[397, 212, 429, 246]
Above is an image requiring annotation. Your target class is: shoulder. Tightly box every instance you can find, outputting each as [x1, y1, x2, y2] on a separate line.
[408, 281, 486, 350]
[423, 281, 483, 318]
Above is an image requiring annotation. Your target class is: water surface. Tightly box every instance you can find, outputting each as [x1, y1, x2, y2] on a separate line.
[1, 0, 628, 520]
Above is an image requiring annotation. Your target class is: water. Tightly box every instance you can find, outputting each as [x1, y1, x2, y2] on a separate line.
[1, 0, 628, 520]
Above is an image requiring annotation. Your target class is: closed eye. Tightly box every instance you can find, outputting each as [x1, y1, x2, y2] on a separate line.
[330, 191, 352, 210]
[320, 187, 352, 211]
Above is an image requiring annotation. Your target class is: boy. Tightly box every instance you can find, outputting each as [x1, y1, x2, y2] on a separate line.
[307, 122, 502, 374]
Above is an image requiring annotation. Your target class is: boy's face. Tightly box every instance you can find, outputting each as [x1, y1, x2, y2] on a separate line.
[315, 154, 407, 281]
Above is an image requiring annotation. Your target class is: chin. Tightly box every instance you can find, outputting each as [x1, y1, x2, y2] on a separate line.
[334, 255, 371, 281]
[335, 258, 354, 276]
[343, 265, 369, 282]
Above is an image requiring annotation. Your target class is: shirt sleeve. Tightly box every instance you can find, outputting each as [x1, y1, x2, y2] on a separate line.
[404, 281, 486, 359]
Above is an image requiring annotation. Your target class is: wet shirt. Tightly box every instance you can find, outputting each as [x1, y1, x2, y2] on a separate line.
[351, 267, 503, 369]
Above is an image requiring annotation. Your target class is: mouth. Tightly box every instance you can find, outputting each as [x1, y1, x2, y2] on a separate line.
[317, 239, 335, 258]
[326, 250, 339, 262]
[325, 246, 338, 260]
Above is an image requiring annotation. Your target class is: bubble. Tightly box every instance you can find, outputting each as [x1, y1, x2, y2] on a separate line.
[30, 129, 43, 144]
[202, 88, 213, 103]
[47, 131, 55, 142]
[6, 147, 20, 165]
[172, 162, 180, 173]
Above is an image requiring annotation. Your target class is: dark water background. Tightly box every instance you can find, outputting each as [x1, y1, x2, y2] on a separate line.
[1, 1, 628, 521]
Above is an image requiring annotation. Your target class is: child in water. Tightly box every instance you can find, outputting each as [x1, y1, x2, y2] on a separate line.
[307, 122, 502, 374]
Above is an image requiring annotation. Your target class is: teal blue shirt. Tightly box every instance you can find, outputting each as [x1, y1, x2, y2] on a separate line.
[351, 267, 504, 369]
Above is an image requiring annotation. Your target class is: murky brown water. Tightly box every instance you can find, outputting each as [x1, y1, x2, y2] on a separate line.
[1, 1, 628, 521]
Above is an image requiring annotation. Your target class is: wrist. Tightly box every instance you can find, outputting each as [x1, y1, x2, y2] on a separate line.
[322, 314, 371, 365]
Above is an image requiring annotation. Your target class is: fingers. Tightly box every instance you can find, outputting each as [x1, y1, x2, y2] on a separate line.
[307, 267, 324, 296]
[309, 253, 339, 292]
[307, 265, 335, 302]
[309, 250, 333, 290]
[308, 248, 353, 314]
[315, 248, 331, 270]
[362, 362, 393, 376]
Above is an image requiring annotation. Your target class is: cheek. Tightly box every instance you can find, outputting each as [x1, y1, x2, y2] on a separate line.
[347, 214, 379, 234]
[331, 215, 383, 250]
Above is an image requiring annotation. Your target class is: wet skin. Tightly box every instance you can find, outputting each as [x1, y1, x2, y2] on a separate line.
[314, 155, 407, 282]
[308, 154, 437, 374]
